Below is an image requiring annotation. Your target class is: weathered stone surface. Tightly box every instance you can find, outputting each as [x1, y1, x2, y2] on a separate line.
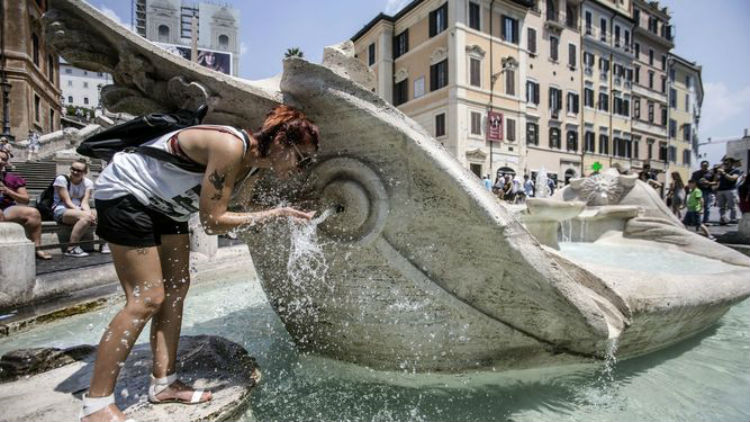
[0, 336, 258, 422]
[0, 345, 95, 381]
[0, 223, 36, 309]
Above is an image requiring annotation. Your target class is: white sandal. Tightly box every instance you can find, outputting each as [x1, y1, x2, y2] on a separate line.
[80, 393, 136, 422]
[148, 373, 208, 405]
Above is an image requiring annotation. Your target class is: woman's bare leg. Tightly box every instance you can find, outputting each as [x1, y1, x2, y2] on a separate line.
[83, 244, 165, 422]
[62, 209, 96, 244]
[149, 234, 211, 402]
[3, 206, 48, 257]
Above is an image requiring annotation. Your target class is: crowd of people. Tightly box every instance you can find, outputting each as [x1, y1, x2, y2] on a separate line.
[0, 139, 107, 259]
[482, 172, 556, 204]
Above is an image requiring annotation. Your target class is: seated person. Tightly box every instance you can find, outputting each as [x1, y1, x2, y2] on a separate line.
[53, 159, 96, 257]
[0, 150, 51, 259]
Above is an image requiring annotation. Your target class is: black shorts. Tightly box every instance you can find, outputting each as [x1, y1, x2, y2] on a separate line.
[95, 194, 189, 247]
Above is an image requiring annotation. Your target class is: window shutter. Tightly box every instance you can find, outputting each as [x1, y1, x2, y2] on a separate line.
[507, 119, 515, 141]
[569, 44, 576, 67]
[405, 28, 409, 52]
[430, 64, 437, 91]
[429, 10, 437, 36]
[549, 88, 553, 108]
[501, 16, 507, 41]
[528, 28, 536, 53]
[513, 19, 519, 43]
[534, 82, 540, 104]
[556, 89, 562, 110]
[574, 94, 579, 112]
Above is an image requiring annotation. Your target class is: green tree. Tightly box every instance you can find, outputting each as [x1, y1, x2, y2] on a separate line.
[284, 47, 304, 58]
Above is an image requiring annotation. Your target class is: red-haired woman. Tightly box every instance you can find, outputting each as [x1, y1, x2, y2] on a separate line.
[81, 105, 319, 422]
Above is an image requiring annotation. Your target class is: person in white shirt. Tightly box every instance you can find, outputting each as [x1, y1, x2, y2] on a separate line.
[53, 159, 96, 257]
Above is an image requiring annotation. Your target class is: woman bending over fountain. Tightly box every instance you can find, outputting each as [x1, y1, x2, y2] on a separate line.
[81, 105, 319, 422]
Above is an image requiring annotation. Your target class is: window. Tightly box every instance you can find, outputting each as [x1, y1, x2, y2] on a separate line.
[67, 80, 72, 87]
[613, 95, 624, 116]
[661, 106, 667, 126]
[527, 122, 539, 145]
[527, 28, 537, 54]
[84, 97, 89, 105]
[470, 58, 481, 87]
[659, 142, 668, 161]
[598, 92, 609, 112]
[549, 127, 561, 149]
[507, 119, 516, 141]
[599, 134, 609, 155]
[634, 42, 640, 58]
[470, 163, 482, 177]
[600, 18, 607, 41]
[67, 96, 73, 103]
[83, 82, 89, 88]
[34, 95, 40, 121]
[649, 49, 654, 65]
[429, 3, 448, 37]
[614, 25, 621, 46]
[669, 67, 676, 81]
[218, 34, 229, 50]
[430, 59, 448, 91]
[683, 123, 691, 141]
[623, 97, 630, 117]
[567, 92, 579, 114]
[65, 68, 72, 74]
[565, 4, 577, 28]
[414, 77, 425, 98]
[49, 109, 55, 132]
[647, 139, 654, 159]
[393, 79, 408, 106]
[685, 93, 689, 112]
[669, 119, 677, 138]
[568, 44, 576, 68]
[648, 101, 654, 122]
[566, 130, 578, 151]
[470, 111, 482, 135]
[686, 75, 693, 88]
[683, 150, 692, 165]
[633, 9, 641, 26]
[469, 2, 481, 30]
[32, 34, 40, 66]
[47, 55, 55, 81]
[546, 0, 556, 21]
[584, 52, 594, 70]
[502, 16, 519, 44]
[549, 87, 562, 114]
[526, 81, 540, 104]
[506, 69, 515, 96]
[97, 72, 103, 77]
[158, 25, 170, 43]
[624, 30, 630, 49]
[634, 139, 639, 158]
[668, 145, 677, 163]
[368, 43, 375, 66]
[550, 36, 559, 61]
[634, 97, 641, 118]
[648, 71, 654, 89]
[661, 54, 667, 70]
[584, 131, 595, 152]
[585, 11, 592, 34]
[661, 76, 666, 93]
[435, 113, 446, 137]
[599, 57, 609, 75]
[584, 88, 594, 107]
[394, 30, 409, 58]
[669, 88, 677, 108]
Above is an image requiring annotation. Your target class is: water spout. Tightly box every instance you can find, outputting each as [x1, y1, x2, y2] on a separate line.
[311, 205, 344, 226]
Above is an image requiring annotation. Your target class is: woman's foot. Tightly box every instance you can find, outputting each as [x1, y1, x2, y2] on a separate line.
[35, 250, 52, 260]
[80, 404, 127, 422]
[150, 377, 211, 404]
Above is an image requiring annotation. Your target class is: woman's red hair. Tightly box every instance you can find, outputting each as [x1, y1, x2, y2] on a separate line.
[254, 105, 319, 157]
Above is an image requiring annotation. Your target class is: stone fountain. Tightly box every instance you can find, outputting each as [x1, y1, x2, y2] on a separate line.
[43, 0, 750, 373]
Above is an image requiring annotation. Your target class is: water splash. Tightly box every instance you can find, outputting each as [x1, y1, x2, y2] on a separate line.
[535, 167, 551, 198]
[286, 209, 335, 289]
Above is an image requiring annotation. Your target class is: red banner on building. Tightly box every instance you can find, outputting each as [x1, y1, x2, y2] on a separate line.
[487, 111, 503, 142]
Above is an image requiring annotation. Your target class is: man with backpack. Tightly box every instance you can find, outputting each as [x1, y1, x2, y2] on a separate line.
[0, 149, 52, 259]
[52, 159, 97, 257]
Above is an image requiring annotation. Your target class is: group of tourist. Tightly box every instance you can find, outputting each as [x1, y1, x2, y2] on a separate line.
[482, 173, 555, 203]
[1, 146, 103, 259]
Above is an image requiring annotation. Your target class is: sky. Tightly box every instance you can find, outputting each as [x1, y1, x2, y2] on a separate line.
[88, 0, 749, 159]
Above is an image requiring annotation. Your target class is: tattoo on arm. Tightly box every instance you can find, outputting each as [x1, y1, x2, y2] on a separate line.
[209, 169, 226, 201]
[135, 248, 149, 255]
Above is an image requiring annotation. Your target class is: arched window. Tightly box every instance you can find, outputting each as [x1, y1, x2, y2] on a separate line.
[158, 25, 170, 43]
[218, 34, 229, 50]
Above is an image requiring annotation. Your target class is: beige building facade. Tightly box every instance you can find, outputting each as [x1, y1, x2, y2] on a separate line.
[1, 0, 62, 142]
[667, 53, 702, 183]
[353, 0, 700, 186]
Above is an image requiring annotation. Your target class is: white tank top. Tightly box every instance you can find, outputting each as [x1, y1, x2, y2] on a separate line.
[94, 125, 247, 222]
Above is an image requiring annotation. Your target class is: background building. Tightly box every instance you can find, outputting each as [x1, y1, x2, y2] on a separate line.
[132, 0, 240, 76]
[59, 59, 113, 111]
[667, 52, 702, 182]
[0, 0, 61, 142]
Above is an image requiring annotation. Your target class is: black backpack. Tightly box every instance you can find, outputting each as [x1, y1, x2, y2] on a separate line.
[36, 175, 69, 221]
[76, 105, 210, 172]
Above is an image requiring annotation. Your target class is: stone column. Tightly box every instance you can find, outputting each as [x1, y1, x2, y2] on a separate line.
[0, 222, 36, 309]
[188, 214, 218, 258]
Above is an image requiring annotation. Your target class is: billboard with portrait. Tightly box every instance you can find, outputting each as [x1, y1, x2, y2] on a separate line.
[155, 43, 232, 75]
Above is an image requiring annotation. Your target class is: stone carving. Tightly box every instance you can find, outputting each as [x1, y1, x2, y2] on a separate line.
[46, 0, 750, 373]
[569, 172, 632, 206]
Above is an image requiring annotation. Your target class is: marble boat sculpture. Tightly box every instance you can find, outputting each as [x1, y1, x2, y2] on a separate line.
[46, 0, 750, 372]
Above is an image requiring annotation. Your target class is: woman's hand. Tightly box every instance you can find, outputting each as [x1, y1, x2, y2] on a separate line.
[275, 207, 315, 222]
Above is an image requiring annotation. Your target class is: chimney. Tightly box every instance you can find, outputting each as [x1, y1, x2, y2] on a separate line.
[744, 128, 749, 138]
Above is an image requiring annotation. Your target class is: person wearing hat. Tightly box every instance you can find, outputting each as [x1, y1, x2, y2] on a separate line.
[716, 157, 742, 225]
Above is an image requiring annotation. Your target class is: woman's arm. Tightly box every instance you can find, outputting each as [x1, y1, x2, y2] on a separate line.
[55, 186, 77, 209]
[80, 185, 92, 211]
[197, 134, 312, 234]
[0, 185, 30, 204]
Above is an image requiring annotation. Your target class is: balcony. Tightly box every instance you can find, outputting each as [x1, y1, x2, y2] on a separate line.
[545, 12, 565, 32]
[634, 25, 674, 48]
[584, 67, 593, 77]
